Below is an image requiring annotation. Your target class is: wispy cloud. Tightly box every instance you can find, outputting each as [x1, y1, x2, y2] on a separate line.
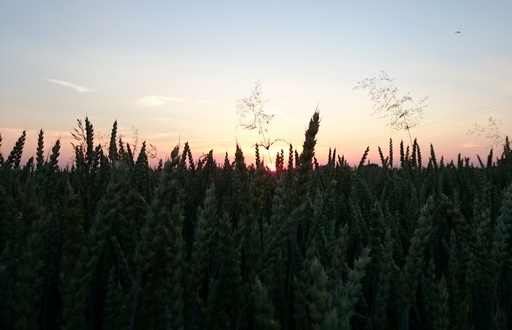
[146, 132, 181, 139]
[47, 79, 92, 92]
[137, 95, 187, 107]
[462, 141, 481, 148]
[264, 108, 284, 116]
[187, 138, 233, 143]
[137, 95, 221, 108]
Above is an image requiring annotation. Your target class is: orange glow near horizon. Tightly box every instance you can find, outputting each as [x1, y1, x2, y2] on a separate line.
[1, 2, 511, 172]
[267, 162, 276, 172]
[0, 125, 509, 169]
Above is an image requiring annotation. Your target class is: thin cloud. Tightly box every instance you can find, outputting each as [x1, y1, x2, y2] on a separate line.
[462, 142, 481, 148]
[187, 138, 232, 143]
[47, 79, 92, 92]
[194, 99, 220, 107]
[137, 95, 220, 107]
[264, 108, 284, 116]
[146, 132, 181, 139]
[137, 95, 187, 107]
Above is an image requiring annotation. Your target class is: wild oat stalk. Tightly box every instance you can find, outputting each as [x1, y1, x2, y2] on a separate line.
[467, 116, 507, 148]
[354, 71, 428, 146]
[235, 80, 285, 164]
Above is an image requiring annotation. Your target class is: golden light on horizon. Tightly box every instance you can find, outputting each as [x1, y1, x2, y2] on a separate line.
[267, 162, 276, 172]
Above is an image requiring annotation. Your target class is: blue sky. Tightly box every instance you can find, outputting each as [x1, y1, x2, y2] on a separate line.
[1, 1, 511, 166]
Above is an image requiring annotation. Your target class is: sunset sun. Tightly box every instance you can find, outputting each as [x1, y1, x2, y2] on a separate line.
[267, 163, 276, 172]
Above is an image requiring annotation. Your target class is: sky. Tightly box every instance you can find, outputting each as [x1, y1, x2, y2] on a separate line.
[1, 1, 511, 168]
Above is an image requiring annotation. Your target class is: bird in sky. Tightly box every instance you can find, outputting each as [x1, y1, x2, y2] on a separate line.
[455, 31, 461, 34]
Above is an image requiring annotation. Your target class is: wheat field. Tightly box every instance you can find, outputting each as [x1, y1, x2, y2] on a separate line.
[0, 112, 511, 329]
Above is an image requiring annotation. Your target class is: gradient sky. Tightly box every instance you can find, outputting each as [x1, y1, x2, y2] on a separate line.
[1, 1, 511, 167]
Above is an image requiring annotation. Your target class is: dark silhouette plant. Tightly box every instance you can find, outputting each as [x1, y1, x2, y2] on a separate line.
[71, 118, 158, 163]
[354, 71, 428, 146]
[236, 80, 286, 165]
[467, 116, 509, 148]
